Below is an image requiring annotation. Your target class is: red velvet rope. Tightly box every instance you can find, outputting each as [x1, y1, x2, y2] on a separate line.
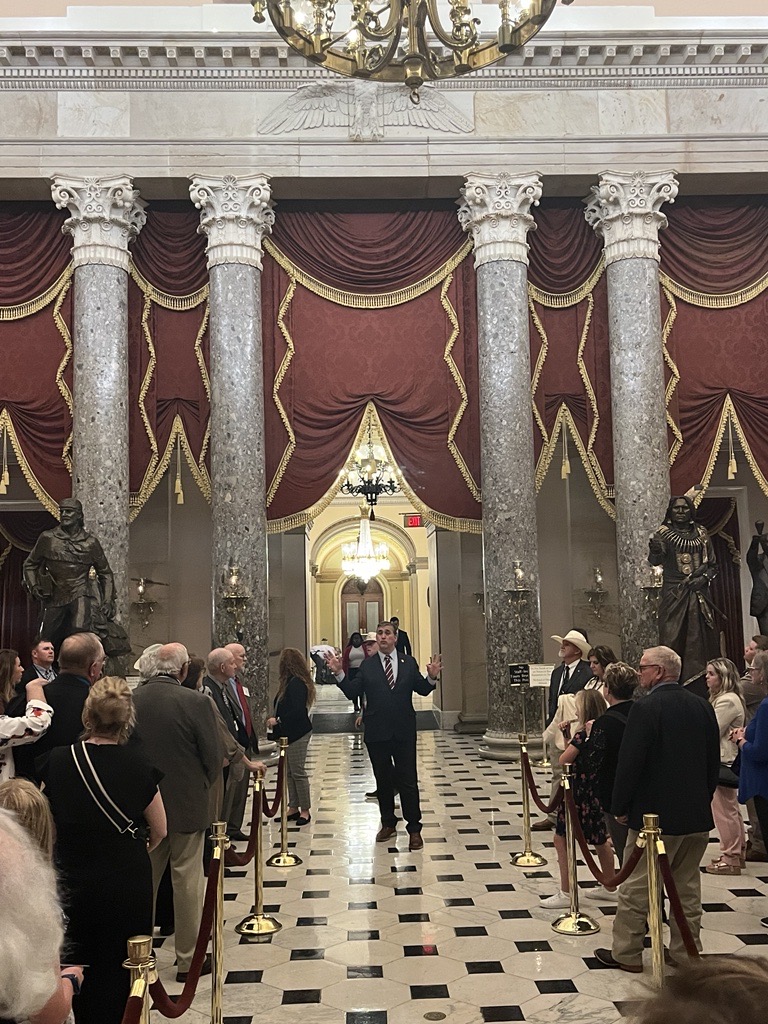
[658, 852, 701, 959]
[148, 856, 220, 1017]
[522, 750, 564, 815]
[564, 788, 645, 888]
[261, 756, 285, 818]
[120, 994, 146, 1024]
[225, 801, 261, 868]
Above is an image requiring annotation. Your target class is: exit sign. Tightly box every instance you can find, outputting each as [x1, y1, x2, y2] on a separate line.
[403, 514, 423, 528]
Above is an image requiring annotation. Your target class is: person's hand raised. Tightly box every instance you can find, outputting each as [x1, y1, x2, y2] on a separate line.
[427, 653, 442, 679]
[326, 652, 343, 675]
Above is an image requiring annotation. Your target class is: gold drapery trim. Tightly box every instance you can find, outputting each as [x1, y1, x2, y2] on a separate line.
[52, 271, 75, 470]
[661, 286, 683, 467]
[263, 238, 473, 308]
[441, 273, 481, 502]
[0, 266, 73, 320]
[529, 274, 613, 517]
[267, 402, 481, 534]
[137, 289, 160, 475]
[528, 258, 604, 309]
[0, 409, 59, 516]
[129, 263, 208, 311]
[660, 270, 768, 309]
[706, 497, 741, 564]
[129, 414, 212, 522]
[691, 394, 768, 505]
[266, 277, 297, 506]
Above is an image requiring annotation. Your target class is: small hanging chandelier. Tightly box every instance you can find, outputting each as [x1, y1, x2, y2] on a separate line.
[340, 417, 400, 507]
[250, 0, 574, 100]
[342, 507, 391, 582]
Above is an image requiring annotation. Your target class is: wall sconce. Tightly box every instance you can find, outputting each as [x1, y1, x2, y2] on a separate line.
[641, 564, 664, 604]
[130, 576, 167, 631]
[222, 563, 251, 641]
[504, 560, 531, 620]
[585, 565, 608, 621]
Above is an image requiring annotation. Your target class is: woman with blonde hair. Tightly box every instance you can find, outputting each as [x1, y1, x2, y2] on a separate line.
[38, 677, 166, 1024]
[704, 657, 746, 874]
[0, 776, 55, 860]
[0, 648, 53, 783]
[267, 648, 315, 827]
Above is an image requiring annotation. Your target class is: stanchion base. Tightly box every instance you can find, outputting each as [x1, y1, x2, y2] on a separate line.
[551, 911, 600, 935]
[266, 852, 303, 867]
[534, 757, 552, 769]
[235, 913, 283, 937]
[511, 851, 547, 867]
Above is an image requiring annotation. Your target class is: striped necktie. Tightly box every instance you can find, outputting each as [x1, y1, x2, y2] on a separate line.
[384, 654, 395, 689]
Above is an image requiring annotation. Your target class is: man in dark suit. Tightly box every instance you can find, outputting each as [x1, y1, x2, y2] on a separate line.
[329, 621, 441, 851]
[20, 638, 57, 685]
[595, 645, 719, 973]
[203, 647, 249, 832]
[224, 642, 257, 838]
[133, 642, 220, 983]
[15, 631, 105, 780]
[390, 617, 412, 657]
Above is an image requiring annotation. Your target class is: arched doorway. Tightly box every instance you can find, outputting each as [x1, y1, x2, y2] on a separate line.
[341, 577, 384, 640]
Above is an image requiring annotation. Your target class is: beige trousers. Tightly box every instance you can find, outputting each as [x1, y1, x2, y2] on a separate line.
[150, 831, 205, 971]
[611, 829, 709, 967]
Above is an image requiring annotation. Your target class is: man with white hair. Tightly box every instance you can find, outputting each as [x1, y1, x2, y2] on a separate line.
[203, 647, 249, 830]
[595, 645, 719, 973]
[132, 642, 220, 982]
[223, 642, 256, 839]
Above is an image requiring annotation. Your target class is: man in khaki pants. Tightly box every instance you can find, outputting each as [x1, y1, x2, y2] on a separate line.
[595, 646, 719, 972]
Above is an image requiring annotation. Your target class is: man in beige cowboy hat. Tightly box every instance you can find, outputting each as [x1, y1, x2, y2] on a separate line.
[531, 628, 594, 831]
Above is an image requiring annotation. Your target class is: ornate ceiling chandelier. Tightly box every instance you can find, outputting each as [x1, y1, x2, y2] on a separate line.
[340, 418, 400, 507]
[342, 508, 391, 582]
[250, 0, 573, 99]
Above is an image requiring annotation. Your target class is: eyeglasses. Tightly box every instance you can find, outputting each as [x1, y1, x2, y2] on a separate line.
[638, 663, 660, 672]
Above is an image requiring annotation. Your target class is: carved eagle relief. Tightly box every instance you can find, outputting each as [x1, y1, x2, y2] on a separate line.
[258, 80, 473, 141]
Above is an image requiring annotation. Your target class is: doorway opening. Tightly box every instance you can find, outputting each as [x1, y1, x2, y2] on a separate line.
[341, 576, 384, 640]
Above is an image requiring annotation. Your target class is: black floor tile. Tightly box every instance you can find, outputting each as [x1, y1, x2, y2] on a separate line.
[282, 990, 322, 1004]
[583, 956, 617, 970]
[290, 949, 325, 960]
[536, 980, 578, 993]
[347, 965, 385, 978]
[404, 944, 439, 956]
[466, 961, 504, 974]
[302, 891, 330, 899]
[499, 910, 532, 920]
[729, 888, 764, 897]
[349, 901, 378, 910]
[737, 934, 768, 944]
[410, 984, 450, 999]
[346, 1010, 388, 1023]
[225, 970, 263, 983]
[444, 898, 474, 907]
[486, 884, 515, 892]
[349, 929, 380, 941]
[455, 926, 488, 937]
[480, 1007, 524, 1022]
[437, 875, 464, 882]
[703, 903, 735, 913]
[515, 940, 551, 953]
[399, 913, 430, 923]
[224, 1017, 253, 1024]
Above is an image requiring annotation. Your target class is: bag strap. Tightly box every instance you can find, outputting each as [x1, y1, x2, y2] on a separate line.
[71, 743, 138, 838]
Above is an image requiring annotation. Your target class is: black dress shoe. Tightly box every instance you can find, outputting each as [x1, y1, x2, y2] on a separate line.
[296, 814, 311, 826]
[376, 825, 397, 842]
[287, 811, 300, 822]
[229, 829, 248, 842]
[594, 948, 642, 974]
[176, 952, 212, 983]
[408, 832, 424, 851]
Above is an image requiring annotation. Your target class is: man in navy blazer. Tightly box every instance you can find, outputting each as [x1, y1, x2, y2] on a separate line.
[329, 622, 442, 851]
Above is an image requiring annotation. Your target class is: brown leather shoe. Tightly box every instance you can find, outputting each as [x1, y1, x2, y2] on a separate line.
[594, 948, 642, 974]
[409, 832, 424, 851]
[376, 825, 397, 843]
[746, 847, 768, 862]
[531, 819, 553, 831]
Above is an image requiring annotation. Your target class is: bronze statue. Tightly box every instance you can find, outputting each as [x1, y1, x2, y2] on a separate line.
[22, 498, 129, 659]
[747, 520, 768, 635]
[649, 495, 719, 693]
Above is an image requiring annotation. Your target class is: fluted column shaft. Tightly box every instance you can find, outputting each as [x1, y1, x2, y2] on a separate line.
[51, 175, 146, 626]
[585, 169, 679, 665]
[459, 172, 544, 760]
[190, 174, 274, 728]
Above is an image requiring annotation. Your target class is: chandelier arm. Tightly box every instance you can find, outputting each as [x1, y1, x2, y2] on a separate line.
[422, 0, 477, 52]
[354, 0, 405, 43]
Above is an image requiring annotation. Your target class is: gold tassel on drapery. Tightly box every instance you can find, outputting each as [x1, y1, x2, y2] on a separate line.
[727, 411, 738, 480]
[174, 434, 184, 505]
[0, 421, 9, 495]
[561, 428, 571, 479]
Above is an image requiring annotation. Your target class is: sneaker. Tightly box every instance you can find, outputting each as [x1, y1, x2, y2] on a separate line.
[584, 885, 619, 902]
[540, 890, 571, 909]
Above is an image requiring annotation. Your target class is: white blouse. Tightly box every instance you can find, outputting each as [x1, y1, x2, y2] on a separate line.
[0, 699, 54, 782]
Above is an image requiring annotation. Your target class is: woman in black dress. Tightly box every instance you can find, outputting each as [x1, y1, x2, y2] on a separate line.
[39, 677, 166, 1024]
[267, 648, 315, 827]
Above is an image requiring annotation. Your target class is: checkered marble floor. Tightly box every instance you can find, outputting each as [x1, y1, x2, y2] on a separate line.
[149, 732, 768, 1024]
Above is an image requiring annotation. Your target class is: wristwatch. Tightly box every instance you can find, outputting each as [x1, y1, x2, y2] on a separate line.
[62, 973, 82, 996]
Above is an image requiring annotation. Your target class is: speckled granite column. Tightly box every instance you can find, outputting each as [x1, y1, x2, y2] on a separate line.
[51, 175, 146, 626]
[585, 170, 679, 665]
[190, 174, 274, 729]
[459, 172, 544, 760]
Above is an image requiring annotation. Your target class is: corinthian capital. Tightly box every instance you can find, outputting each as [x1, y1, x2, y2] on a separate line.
[458, 171, 543, 267]
[51, 175, 146, 270]
[584, 170, 679, 265]
[189, 174, 274, 269]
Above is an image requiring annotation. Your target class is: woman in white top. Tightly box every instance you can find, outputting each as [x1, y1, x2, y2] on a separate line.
[705, 657, 746, 875]
[0, 649, 53, 783]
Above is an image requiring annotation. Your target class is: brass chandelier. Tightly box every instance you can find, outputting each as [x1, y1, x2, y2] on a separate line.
[251, 0, 573, 98]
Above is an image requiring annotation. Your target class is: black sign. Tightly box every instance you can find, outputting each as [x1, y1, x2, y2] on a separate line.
[509, 663, 530, 689]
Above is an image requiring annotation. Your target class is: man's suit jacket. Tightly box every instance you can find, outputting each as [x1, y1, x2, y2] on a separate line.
[337, 652, 435, 743]
[203, 675, 249, 749]
[547, 659, 593, 722]
[18, 672, 91, 779]
[20, 664, 55, 686]
[394, 629, 412, 657]
[132, 675, 220, 833]
[611, 682, 720, 834]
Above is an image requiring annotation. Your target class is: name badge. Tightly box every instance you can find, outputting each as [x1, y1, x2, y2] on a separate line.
[242, 687, 250, 697]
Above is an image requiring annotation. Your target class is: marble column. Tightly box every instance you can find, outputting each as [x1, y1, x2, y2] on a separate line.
[51, 175, 146, 626]
[585, 170, 679, 665]
[458, 172, 544, 760]
[190, 174, 274, 728]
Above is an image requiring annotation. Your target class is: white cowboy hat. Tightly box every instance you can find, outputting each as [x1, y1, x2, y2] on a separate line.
[550, 630, 591, 660]
[362, 632, 378, 643]
[133, 643, 162, 672]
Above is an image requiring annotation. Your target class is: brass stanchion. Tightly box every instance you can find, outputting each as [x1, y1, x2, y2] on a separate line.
[642, 813, 665, 990]
[511, 734, 547, 868]
[552, 764, 600, 936]
[210, 821, 230, 1024]
[535, 690, 551, 768]
[235, 769, 282, 939]
[267, 736, 302, 867]
[123, 935, 156, 1024]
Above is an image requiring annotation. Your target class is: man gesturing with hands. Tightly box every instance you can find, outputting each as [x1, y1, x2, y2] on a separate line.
[328, 622, 442, 851]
